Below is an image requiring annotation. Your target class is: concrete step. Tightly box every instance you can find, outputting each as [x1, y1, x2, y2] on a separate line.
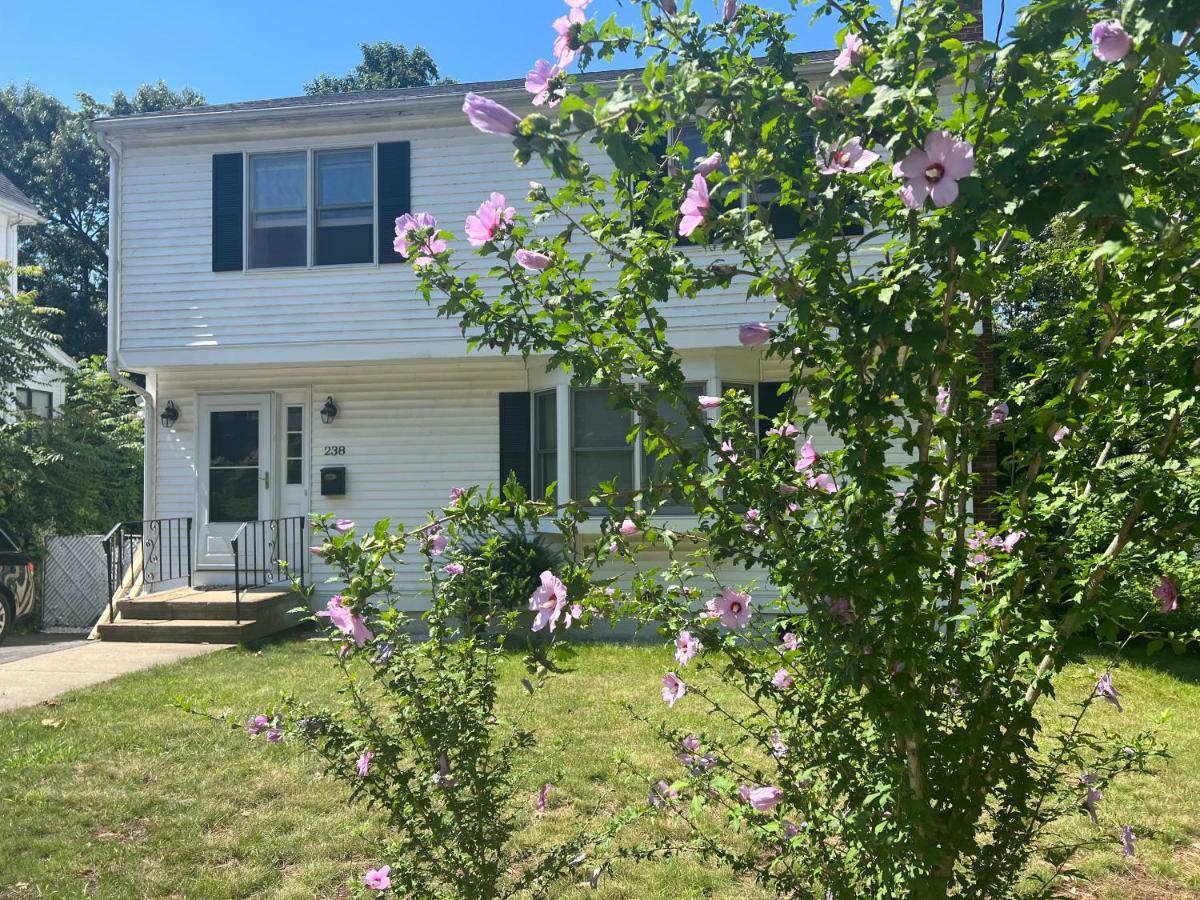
[117, 590, 299, 621]
[96, 617, 285, 644]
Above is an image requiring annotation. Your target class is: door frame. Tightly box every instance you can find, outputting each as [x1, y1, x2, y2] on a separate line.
[194, 391, 276, 570]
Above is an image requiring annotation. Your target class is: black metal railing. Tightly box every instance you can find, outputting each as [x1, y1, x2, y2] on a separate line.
[103, 518, 193, 621]
[231, 516, 306, 623]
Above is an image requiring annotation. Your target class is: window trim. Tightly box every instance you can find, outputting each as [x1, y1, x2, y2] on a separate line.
[244, 145, 379, 272]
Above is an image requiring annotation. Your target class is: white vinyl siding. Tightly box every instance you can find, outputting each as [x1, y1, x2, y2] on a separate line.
[114, 111, 886, 369]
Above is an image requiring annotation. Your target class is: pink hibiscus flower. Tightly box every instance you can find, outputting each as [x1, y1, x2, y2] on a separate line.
[316, 595, 374, 647]
[771, 668, 794, 689]
[529, 569, 570, 632]
[830, 33, 864, 76]
[678, 173, 711, 237]
[699, 394, 722, 410]
[795, 437, 818, 471]
[462, 92, 522, 135]
[1153, 576, 1179, 613]
[1091, 20, 1132, 62]
[738, 322, 773, 347]
[357, 750, 373, 777]
[739, 785, 784, 812]
[818, 137, 880, 174]
[662, 671, 687, 707]
[526, 59, 563, 107]
[516, 248, 553, 270]
[465, 192, 515, 247]
[394, 212, 447, 266]
[553, 7, 587, 68]
[675, 630, 700, 666]
[363, 865, 391, 891]
[709, 587, 753, 628]
[892, 131, 975, 210]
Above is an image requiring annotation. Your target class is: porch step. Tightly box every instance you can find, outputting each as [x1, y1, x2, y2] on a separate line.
[98, 588, 306, 644]
[115, 588, 298, 621]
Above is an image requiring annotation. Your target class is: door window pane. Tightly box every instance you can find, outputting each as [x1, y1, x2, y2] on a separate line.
[285, 405, 304, 485]
[250, 153, 307, 268]
[208, 409, 260, 523]
[315, 148, 374, 265]
[209, 469, 259, 522]
[210, 411, 260, 467]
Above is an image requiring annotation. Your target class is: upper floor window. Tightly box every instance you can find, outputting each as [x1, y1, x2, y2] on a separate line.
[250, 153, 308, 269]
[247, 148, 375, 270]
[315, 149, 374, 266]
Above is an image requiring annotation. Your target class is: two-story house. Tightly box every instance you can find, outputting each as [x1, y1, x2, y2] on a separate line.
[0, 172, 76, 423]
[88, 45, 938, 637]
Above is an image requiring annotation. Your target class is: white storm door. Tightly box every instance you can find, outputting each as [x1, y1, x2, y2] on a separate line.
[196, 394, 273, 568]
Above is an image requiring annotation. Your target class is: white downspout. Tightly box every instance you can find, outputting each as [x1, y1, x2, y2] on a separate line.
[95, 131, 156, 523]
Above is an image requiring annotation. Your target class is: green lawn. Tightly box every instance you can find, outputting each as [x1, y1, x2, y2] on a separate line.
[0, 638, 1197, 899]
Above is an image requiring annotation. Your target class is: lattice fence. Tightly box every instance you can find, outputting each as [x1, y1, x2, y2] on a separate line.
[42, 534, 108, 632]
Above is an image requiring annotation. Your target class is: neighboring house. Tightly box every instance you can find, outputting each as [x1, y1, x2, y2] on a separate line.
[89, 36, 969, 621]
[0, 173, 76, 422]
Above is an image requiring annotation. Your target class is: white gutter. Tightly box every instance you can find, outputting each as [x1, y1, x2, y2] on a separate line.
[93, 130, 156, 523]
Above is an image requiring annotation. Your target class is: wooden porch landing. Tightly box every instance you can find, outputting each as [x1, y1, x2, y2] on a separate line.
[97, 587, 306, 644]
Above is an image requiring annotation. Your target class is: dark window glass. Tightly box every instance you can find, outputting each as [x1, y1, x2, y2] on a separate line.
[250, 153, 307, 268]
[643, 384, 705, 514]
[285, 405, 303, 486]
[209, 469, 259, 522]
[572, 389, 634, 504]
[533, 390, 558, 500]
[16, 388, 52, 418]
[315, 149, 374, 265]
[210, 411, 260, 467]
[0, 527, 18, 553]
[208, 409, 260, 523]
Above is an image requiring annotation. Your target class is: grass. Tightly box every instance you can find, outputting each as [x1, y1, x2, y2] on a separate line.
[0, 638, 1197, 899]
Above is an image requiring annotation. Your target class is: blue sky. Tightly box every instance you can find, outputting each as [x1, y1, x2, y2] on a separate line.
[3, 0, 1018, 108]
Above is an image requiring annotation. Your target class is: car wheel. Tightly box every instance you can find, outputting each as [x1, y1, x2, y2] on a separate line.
[0, 591, 11, 646]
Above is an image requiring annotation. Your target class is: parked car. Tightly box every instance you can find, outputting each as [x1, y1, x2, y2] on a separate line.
[0, 520, 35, 643]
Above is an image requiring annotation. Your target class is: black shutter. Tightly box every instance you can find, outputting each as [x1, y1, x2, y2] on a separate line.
[211, 153, 244, 272]
[377, 141, 411, 264]
[757, 381, 794, 438]
[498, 392, 533, 497]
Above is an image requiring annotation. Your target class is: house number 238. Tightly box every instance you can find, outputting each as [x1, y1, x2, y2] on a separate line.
[324, 445, 346, 456]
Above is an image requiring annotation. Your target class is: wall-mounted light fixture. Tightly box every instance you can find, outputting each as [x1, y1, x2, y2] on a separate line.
[320, 396, 339, 425]
[160, 400, 180, 429]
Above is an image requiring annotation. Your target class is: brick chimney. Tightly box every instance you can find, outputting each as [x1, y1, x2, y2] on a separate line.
[957, 0, 985, 43]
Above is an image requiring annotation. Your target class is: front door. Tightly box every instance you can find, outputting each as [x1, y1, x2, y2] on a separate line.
[196, 394, 273, 569]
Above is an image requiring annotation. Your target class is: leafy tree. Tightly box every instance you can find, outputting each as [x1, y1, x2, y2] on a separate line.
[0, 261, 55, 391]
[369, 0, 1196, 895]
[305, 42, 450, 94]
[0, 356, 142, 551]
[0, 81, 203, 359]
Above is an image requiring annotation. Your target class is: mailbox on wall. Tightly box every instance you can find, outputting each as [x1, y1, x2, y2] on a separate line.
[321, 466, 347, 497]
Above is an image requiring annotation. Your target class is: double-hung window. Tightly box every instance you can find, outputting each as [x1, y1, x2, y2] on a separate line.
[249, 153, 308, 269]
[247, 148, 375, 269]
[315, 149, 374, 265]
[533, 390, 558, 501]
[571, 389, 636, 505]
[642, 384, 706, 514]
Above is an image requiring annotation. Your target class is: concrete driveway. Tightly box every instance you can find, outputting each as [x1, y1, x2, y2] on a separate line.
[0, 634, 230, 712]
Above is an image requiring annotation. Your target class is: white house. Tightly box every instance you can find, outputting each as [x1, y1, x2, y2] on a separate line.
[87, 51, 926, 638]
[0, 172, 76, 422]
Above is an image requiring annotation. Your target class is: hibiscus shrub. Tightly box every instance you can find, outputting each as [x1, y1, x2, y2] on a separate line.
[253, 501, 624, 898]
[384, 0, 1200, 895]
